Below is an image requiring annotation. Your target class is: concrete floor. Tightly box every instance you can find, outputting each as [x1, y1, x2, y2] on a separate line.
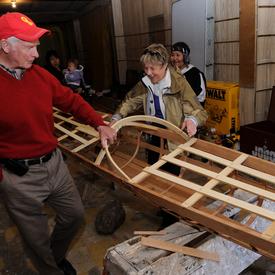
[0, 94, 274, 274]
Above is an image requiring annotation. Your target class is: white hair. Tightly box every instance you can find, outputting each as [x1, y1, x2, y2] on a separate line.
[0, 36, 22, 52]
[6, 36, 21, 44]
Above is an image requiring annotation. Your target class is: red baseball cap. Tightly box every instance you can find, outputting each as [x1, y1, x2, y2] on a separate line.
[0, 12, 50, 42]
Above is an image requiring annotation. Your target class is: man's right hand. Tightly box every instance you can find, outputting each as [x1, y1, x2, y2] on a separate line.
[97, 125, 117, 148]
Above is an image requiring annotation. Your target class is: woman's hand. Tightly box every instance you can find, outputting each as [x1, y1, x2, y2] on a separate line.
[181, 119, 197, 137]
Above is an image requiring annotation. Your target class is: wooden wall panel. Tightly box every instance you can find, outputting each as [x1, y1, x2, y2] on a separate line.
[257, 37, 275, 64]
[258, 8, 275, 35]
[116, 37, 127, 60]
[239, 88, 255, 125]
[214, 0, 239, 83]
[215, 0, 240, 20]
[258, 0, 275, 5]
[142, 0, 163, 19]
[256, 5, 275, 120]
[256, 64, 275, 91]
[215, 20, 239, 42]
[164, 0, 173, 29]
[125, 36, 142, 63]
[113, 0, 173, 77]
[112, 0, 124, 36]
[140, 34, 150, 49]
[215, 42, 239, 64]
[255, 90, 272, 122]
[80, 4, 113, 90]
[121, 0, 144, 34]
[112, 0, 126, 84]
[214, 65, 239, 82]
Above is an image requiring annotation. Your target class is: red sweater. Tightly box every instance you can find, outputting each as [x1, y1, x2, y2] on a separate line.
[0, 65, 105, 159]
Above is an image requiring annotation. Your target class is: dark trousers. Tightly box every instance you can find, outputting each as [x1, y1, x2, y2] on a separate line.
[147, 135, 180, 228]
[0, 149, 84, 275]
[147, 134, 181, 176]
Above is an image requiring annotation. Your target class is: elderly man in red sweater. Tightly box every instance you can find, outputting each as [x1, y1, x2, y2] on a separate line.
[0, 12, 116, 275]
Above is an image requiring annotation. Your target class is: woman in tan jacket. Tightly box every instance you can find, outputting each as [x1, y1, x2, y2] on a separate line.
[112, 43, 207, 136]
[111, 43, 208, 227]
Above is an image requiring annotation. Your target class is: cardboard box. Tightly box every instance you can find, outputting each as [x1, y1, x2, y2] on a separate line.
[205, 81, 240, 135]
[240, 86, 275, 162]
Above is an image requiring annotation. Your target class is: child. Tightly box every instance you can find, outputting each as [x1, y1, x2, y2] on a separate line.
[63, 58, 87, 94]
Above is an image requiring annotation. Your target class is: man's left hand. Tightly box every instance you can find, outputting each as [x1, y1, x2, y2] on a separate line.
[97, 125, 117, 148]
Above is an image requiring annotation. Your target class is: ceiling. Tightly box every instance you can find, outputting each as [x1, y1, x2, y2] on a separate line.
[0, 0, 97, 24]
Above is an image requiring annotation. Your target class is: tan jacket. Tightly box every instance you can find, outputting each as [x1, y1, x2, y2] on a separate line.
[114, 67, 208, 128]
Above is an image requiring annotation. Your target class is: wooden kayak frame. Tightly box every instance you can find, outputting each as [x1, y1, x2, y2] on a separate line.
[53, 109, 275, 260]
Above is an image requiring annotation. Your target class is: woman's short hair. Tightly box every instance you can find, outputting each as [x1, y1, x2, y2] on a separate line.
[140, 43, 169, 66]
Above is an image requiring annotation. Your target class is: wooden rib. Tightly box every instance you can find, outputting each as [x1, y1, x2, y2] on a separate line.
[105, 147, 132, 181]
[124, 122, 186, 144]
[141, 237, 219, 262]
[143, 167, 275, 221]
[131, 139, 197, 185]
[120, 132, 142, 169]
[95, 149, 106, 165]
[112, 115, 188, 142]
[262, 221, 275, 239]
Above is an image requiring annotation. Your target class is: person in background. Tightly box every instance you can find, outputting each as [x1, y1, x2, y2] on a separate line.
[0, 12, 116, 275]
[170, 42, 207, 107]
[44, 49, 65, 84]
[111, 43, 207, 227]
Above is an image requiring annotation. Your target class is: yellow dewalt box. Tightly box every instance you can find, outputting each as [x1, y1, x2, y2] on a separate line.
[205, 81, 240, 135]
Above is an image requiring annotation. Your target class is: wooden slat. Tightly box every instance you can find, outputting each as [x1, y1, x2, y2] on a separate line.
[54, 113, 99, 136]
[54, 123, 88, 144]
[131, 139, 197, 184]
[144, 167, 275, 221]
[162, 155, 275, 202]
[230, 162, 275, 185]
[57, 129, 78, 141]
[134, 230, 166, 236]
[72, 137, 99, 152]
[262, 221, 275, 239]
[54, 113, 275, 260]
[179, 143, 232, 166]
[141, 237, 219, 262]
[181, 154, 248, 207]
[179, 143, 275, 185]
